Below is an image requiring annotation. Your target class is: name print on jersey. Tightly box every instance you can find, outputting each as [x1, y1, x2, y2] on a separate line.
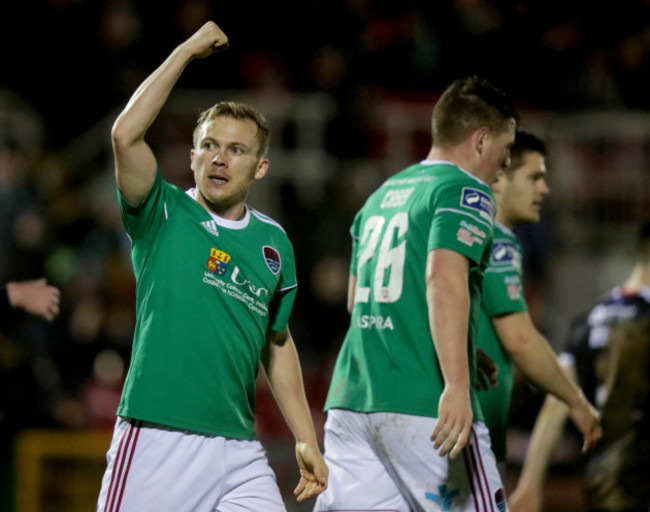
[203, 247, 270, 317]
[380, 187, 415, 209]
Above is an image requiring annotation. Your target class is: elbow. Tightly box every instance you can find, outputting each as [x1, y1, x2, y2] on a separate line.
[111, 116, 140, 150]
[504, 331, 533, 360]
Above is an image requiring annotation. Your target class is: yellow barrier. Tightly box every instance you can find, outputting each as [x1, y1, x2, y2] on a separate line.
[15, 430, 111, 512]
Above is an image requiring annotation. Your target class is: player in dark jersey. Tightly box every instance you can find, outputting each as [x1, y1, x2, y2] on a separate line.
[510, 220, 650, 512]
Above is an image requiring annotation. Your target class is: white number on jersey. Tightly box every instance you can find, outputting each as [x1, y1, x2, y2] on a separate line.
[355, 213, 408, 304]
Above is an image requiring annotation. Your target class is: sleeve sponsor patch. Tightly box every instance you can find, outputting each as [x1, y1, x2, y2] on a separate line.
[456, 220, 489, 247]
[505, 275, 523, 300]
[460, 187, 495, 222]
[490, 241, 521, 270]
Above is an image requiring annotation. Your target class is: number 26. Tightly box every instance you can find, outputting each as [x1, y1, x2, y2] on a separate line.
[355, 213, 408, 304]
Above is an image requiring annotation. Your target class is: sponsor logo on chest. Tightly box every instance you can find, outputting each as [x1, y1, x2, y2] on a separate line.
[203, 245, 281, 317]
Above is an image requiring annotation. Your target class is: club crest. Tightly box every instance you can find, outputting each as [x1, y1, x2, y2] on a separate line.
[263, 246, 281, 275]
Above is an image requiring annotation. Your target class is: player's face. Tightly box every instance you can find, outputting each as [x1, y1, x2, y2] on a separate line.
[191, 117, 268, 220]
[478, 121, 516, 183]
[499, 151, 550, 225]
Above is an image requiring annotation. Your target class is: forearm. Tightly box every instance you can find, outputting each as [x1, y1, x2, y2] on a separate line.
[511, 332, 582, 406]
[428, 281, 470, 387]
[262, 331, 319, 446]
[495, 313, 582, 406]
[517, 394, 568, 490]
[112, 44, 195, 146]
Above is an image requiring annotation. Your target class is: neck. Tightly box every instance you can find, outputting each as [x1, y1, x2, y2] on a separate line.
[197, 191, 247, 221]
[622, 264, 650, 292]
[426, 146, 491, 183]
[495, 210, 514, 230]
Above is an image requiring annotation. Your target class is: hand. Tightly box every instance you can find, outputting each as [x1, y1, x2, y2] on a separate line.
[293, 442, 328, 502]
[183, 21, 229, 60]
[508, 484, 542, 512]
[6, 278, 61, 321]
[568, 394, 602, 453]
[476, 348, 498, 391]
[430, 384, 473, 459]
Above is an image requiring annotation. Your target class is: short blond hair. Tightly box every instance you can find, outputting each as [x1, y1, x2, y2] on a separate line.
[193, 101, 270, 157]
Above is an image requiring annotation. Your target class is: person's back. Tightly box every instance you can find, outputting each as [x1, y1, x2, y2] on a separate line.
[565, 291, 650, 512]
[584, 316, 650, 511]
[509, 219, 650, 512]
[325, 161, 495, 420]
[315, 75, 518, 512]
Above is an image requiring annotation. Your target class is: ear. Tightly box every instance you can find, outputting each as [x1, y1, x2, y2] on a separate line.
[474, 127, 490, 155]
[190, 148, 196, 171]
[254, 158, 269, 180]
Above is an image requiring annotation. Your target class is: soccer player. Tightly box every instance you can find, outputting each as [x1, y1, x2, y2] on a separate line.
[95, 21, 327, 511]
[476, 131, 601, 477]
[1, 278, 60, 321]
[509, 219, 650, 512]
[314, 76, 518, 512]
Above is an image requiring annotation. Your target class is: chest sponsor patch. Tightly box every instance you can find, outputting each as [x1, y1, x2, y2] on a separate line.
[263, 246, 281, 275]
[207, 248, 231, 276]
[460, 187, 494, 222]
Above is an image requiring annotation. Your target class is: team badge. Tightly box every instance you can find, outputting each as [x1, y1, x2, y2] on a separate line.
[263, 246, 281, 275]
[207, 248, 231, 276]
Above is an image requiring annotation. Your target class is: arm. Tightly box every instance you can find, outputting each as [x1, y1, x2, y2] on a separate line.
[508, 360, 577, 512]
[492, 312, 601, 452]
[427, 248, 473, 459]
[112, 21, 228, 204]
[261, 328, 328, 502]
[6, 278, 61, 321]
[346, 274, 357, 314]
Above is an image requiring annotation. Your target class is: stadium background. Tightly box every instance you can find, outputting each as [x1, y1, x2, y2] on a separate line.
[1, 0, 650, 510]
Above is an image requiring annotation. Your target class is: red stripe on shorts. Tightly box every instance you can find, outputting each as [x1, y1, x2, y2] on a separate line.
[462, 427, 493, 512]
[105, 420, 142, 512]
[470, 428, 495, 512]
[462, 448, 480, 511]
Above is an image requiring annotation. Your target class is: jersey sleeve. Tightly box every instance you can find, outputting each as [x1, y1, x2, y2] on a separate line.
[268, 237, 298, 333]
[481, 241, 527, 317]
[117, 169, 170, 241]
[428, 183, 494, 265]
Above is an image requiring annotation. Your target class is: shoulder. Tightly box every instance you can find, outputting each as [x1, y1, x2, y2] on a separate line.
[249, 207, 287, 234]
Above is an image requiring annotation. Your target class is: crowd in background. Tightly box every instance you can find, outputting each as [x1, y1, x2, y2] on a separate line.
[2, 0, 650, 473]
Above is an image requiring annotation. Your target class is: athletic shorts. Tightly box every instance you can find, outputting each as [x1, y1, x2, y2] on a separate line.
[313, 409, 508, 512]
[96, 417, 286, 512]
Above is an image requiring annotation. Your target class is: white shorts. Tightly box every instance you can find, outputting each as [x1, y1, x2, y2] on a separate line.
[313, 409, 508, 512]
[96, 418, 286, 512]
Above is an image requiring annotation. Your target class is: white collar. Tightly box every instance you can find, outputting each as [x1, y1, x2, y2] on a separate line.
[185, 188, 250, 229]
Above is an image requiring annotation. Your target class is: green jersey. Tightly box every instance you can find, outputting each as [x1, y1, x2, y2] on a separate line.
[477, 222, 527, 461]
[325, 161, 495, 420]
[117, 170, 297, 440]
